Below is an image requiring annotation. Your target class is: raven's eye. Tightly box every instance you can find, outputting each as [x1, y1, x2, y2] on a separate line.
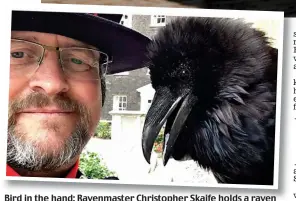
[179, 69, 189, 81]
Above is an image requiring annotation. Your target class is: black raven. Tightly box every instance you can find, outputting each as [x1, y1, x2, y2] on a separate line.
[142, 17, 278, 185]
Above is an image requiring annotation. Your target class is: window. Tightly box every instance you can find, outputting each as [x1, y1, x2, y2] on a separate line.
[113, 95, 127, 111]
[119, 14, 132, 28]
[150, 15, 166, 26]
[147, 99, 152, 111]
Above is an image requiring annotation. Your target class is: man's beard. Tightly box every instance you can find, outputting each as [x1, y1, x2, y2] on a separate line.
[7, 92, 92, 172]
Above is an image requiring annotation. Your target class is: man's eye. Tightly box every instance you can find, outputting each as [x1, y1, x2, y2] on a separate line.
[71, 58, 83, 64]
[11, 52, 24, 58]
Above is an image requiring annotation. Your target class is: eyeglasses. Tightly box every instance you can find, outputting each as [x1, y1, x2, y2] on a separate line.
[10, 38, 110, 81]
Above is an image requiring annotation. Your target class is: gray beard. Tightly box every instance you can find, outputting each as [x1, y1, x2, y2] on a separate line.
[6, 122, 91, 172]
[6, 92, 93, 172]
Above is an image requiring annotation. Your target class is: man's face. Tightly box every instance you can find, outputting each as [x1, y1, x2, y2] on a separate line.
[8, 31, 102, 172]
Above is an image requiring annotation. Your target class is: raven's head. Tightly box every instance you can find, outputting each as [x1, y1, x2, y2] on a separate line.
[142, 17, 276, 170]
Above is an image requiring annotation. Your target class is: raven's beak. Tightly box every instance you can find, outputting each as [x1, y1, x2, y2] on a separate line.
[142, 87, 198, 166]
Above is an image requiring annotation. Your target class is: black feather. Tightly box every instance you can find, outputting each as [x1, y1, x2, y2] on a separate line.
[144, 17, 277, 185]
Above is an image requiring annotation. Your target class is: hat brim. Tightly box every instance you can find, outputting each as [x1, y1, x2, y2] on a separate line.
[11, 10, 151, 74]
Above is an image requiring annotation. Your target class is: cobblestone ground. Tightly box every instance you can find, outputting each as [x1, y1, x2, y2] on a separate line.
[84, 138, 218, 185]
[41, 0, 202, 8]
[148, 157, 218, 185]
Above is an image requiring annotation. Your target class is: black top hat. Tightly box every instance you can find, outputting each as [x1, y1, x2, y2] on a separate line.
[11, 10, 151, 74]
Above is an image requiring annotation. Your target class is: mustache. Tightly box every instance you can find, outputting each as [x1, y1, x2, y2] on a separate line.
[7, 92, 92, 171]
[8, 92, 87, 125]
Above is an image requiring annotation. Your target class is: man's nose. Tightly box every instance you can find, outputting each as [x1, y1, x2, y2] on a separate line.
[29, 51, 69, 96]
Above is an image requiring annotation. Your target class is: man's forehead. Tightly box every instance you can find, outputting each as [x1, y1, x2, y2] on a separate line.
[11, 31, 96, 49]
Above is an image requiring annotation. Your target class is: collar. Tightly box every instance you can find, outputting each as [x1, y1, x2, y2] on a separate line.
[6, 161, 80, 178]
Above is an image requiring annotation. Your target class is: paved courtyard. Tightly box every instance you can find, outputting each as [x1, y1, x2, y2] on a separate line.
[83, 137, 218, 185]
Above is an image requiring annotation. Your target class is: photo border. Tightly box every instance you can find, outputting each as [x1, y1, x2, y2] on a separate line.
[3, 3, 284, 190]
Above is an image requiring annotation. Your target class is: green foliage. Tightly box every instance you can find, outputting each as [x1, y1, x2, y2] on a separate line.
[153, 127, 165, 153]
[79, 151, 116, 179]
[155, 127, 164, 143]
[95, 122, 111, 139]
